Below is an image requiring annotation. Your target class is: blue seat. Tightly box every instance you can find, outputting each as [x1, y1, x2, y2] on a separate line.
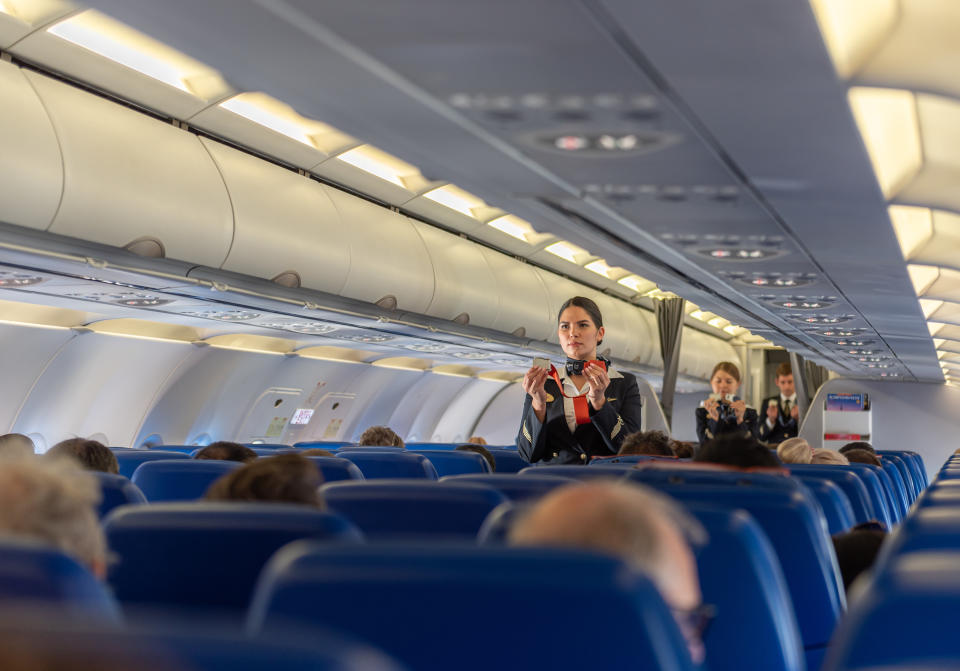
[303, 456, 364, 482]
[801, 478, 857, 534]
[0, 618, 402, 671]
[440, 473, 576, 502]
[402, 442, 459, 450]
[845, 463, 899, 526]
[887, 449, 928, 490]
[519, 464, 634, 480]
[787, 465, 884, 527]
[113, 450, 190, 478]
[292, 440, 355, 449]
[0, 538, 119, 621]
[409, 449, 491, 476]
[150, 444, 204, 454]
[686, 504, 804, 671]
[880, 459, 910, 518]
[248, 542, 696, 671]
[243, 443, 289, 450]
[320, 480, 507, 540]
[913, 485, 960, 510]
[338, 451, 439, 480]
[131, 460, 242, 502]
[878, 453, 919, 502]
[635, 483, 844, 671]
[872, 509, 960, 576]
[590, 455, 680, 464]
[92, 472, 146, 519]
[104, 503, 362, 614]
[484, 448, 528, 473]
[623, 466, 800, 491]
[823, 552, 960, 671]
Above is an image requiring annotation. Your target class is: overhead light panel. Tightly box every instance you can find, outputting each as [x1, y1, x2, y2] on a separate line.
[220, 93, 337, 147]
[708, 317, 730, 329]
[808, 0, 898, 79]
[487, 215, 539, 243]
[584, 259, 626, 279]
[890, 205, 933, 260]
[907, 264, 940, 296]
[336, 145, 421, 188]
[617, 275, 655, 294]
[920, 299, 945, 319]
[48, 10, 225, 97]
[848, 87, 923, 199]
[723, 325, 746, 336]
[423, 185, 486, 218]
[371, 357, 431, 371]
[544, 241, 590, 264]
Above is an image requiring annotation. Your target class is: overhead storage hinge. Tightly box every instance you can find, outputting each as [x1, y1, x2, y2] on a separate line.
[0, 51, 11, 63]
[171, 119, 189, 130]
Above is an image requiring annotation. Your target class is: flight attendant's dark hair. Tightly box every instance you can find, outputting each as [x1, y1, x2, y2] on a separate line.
[557, 296, 604, 345]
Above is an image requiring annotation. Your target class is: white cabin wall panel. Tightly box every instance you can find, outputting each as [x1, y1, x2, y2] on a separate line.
[430, 378, 510, 443]
[26, 71, 234, 267]
[0, 324, 76, 433]
[202, 139, 351, 293]
[13, 333, 194, 448]
[392, 373, 475, 442]
[471, 382, 525, 446]
[0, 62, 63, 231]
[411, 220, 499, 326]
[479, 247, 553, 340]
[324, 187, 434, 313]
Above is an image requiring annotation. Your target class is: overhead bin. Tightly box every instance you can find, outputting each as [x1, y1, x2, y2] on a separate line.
[0, 61, 62, 231]
[410, 220, 499, 327]
[603, 297, 656, 366]
[477, 247, 552, 341]
[202, 138, 350, 294]
[680, 328, 738, 380]
[27, 71, 234, 268]
[323, 186, 434, 314]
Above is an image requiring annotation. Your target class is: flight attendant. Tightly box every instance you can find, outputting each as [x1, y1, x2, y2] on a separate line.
[759, 362, 799, 444]
[695, 361, 759, 445]
[518, 296, 643, 464]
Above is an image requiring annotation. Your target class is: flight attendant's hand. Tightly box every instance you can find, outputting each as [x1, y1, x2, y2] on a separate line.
[731, 400, 747, 424]
[790, 404, 800, 420]
[523, 367, 549, 419]
[766, 403, 779, 422]
[704, 397, 720, 421]
[584, 361, 610, 411]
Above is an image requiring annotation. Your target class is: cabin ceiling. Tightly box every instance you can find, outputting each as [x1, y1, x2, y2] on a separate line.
[19, 0, 952, 382]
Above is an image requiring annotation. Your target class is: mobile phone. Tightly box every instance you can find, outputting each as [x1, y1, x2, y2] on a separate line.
[532, 357, 551, 370]
[768, 399, 778, 408]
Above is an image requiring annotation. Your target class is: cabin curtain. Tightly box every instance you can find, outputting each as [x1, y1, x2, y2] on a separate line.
[655, 297, 685, 430]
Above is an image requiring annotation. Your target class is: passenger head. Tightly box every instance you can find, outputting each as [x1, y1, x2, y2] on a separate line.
[695, 434, 781, 469]
[467, 436, 487, 446]
[709, 362, 741, 396]
[298, 448, 336, 457]
[811, 448, 850, 465]
[832, 524, 886, 592]
[357, 426, 405, 448]
[619, 430, 675, 457]
[455, 444, 496, 472]
[0, 455, 106, 578]
[204, 454, 324, 508]
[508, 482, 706, 663]
[774, 362, 795, 397]
[193, 441, 257, 463]
[557, 296, 605, 362]
[670, 441, 696, 459]
[777, 437, 813, 464]
[844, 449, 882, 467]
[46, 438, 118, 475]
[0, 434, 34, 457]
[840, 441, 875, 455]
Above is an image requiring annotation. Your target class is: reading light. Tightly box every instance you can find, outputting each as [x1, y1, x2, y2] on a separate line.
[48, 10, 224, 97]
[423, 185, 486, 218]
[848, 87, 923, 198]
[487, 215, 538, 243]
[336, 145, 420, 188]
[544, 241, 589, 264]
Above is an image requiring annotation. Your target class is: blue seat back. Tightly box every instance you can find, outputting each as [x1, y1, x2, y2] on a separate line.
[92, 472, 146, 519]
[636, 483, 844, 670]
[914, 486, 960, 510]
[409, 449, 491, 476]
[787, 465, 882, 526]
[338, 446, 407, 453]
[402, 442, 459, 450]
[320, 481, 507, 540]
[799, 477, 857, 534]
[590, 455, 680, 464]
[883, 449, 927, 490]
[441, 473, 576, 502]
[519, 464, 633, 480]
[292, 440, 355, 449]
[0, 538, 119, 621]
[623, 467, 800, 491]
[845, 462, 899, 526]
[872, 509, 960, 575]
[686, 505, 804, 671]
[243, 443, 289, 450]
[485, 448, 529, 473]
[302, 456, 365, 482]
[338, 451, 439, 480]
[880, 459, 910, 518]
[248, 542, 696, 671]
[104, 503, 362, 613]
[131, 460, 242, 502]
[823, 552, 960, 670]
[879, 453, 919, 501]
[113, 450, 190, 478]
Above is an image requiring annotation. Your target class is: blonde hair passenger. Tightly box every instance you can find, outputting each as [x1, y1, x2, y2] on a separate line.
[811, 448, 850, 465]
[777, 437, 814, 464]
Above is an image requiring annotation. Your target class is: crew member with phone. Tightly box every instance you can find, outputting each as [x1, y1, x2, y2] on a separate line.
[695, 361, 759, 446]
[759, 362, 799, 444]
[518, 296, 642, 464]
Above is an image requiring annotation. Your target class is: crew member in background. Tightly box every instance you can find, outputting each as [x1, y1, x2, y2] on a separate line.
[759, 363, 799, 444]
[518, 296, 642, 464]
